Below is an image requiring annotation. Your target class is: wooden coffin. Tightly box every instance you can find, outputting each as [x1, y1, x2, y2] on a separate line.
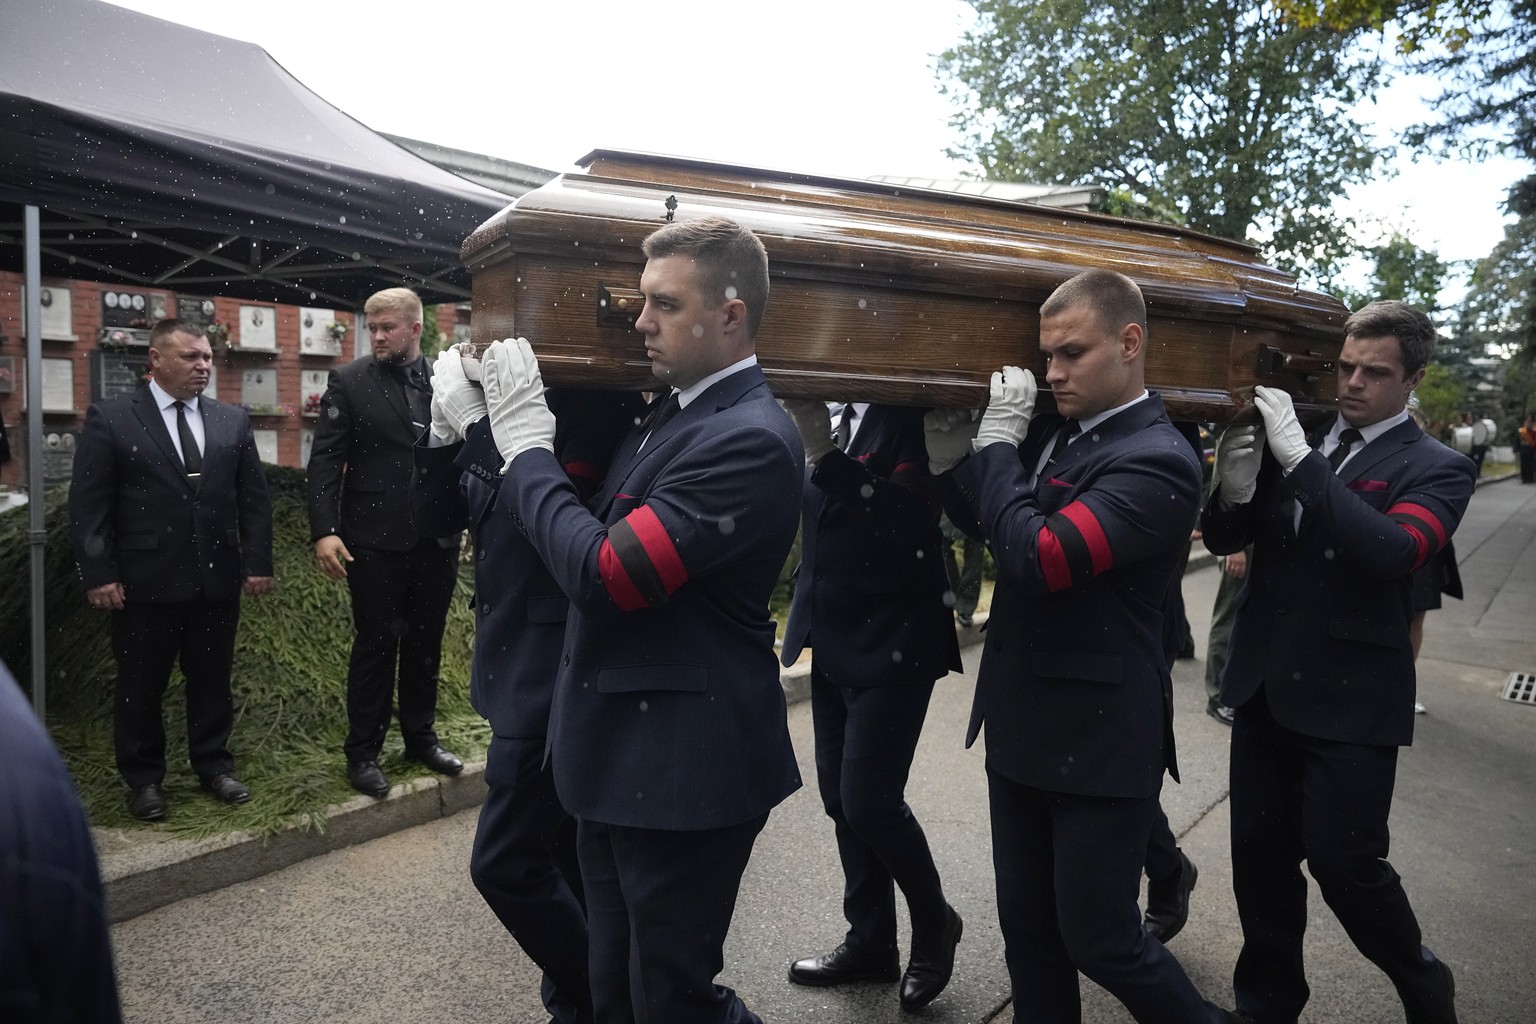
[462, 150, 1347, 423]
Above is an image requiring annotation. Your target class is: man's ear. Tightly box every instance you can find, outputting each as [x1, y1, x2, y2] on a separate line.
[720, 298, 748, 335]
[1405, 366, 1426, 392]
[1120, 322, 1145, 362]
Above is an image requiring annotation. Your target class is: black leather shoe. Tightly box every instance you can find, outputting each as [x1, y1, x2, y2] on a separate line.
[900, 905, 963, 1010]
[1405, 958, 1458, 1024]
[407, 744, 464, 776]
[1206, 701, 1236, 726]
[128, 783, 168, 821]
[346, 759, 391, 798]
[787, 942, 900, 987]
[201, 773, 251, 804]
[1144, 850, 1198, 943]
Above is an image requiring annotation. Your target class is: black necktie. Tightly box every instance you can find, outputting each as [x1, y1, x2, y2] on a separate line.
[1328, 427, 1362, 473]
[1044, 419, 1081, 470]
[172, 400, 201, 478]
[640, 392, 681, 448]
[397, 363, 430, 425]
[836, 404, 855, 451]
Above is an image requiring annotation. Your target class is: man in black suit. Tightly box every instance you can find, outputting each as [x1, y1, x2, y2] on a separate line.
[1203, 300, 1474, 1024]
[480, 216, 804, 1024]
[70, 319, 273, 821]
[413, 346, 638, 1024]
[0, 658, 121, 1021]
[925, 269, 1237, 1023]
[308, 287, 464, 798]
[779, 399, 964, 1010]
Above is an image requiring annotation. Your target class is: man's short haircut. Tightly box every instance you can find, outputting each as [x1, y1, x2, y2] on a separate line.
[1040, 268, 1148, 340]
[149, 318, 207, 348]
[364, 286, 424, 323]
[1344, 300, 1437, 376]
[642, 216, 770, 338]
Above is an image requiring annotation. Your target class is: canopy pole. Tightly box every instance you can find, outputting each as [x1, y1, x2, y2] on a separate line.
[24, 205, 46, 718]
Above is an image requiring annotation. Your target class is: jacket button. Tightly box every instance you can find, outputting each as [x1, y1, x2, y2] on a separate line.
[478, 549, 487, 560]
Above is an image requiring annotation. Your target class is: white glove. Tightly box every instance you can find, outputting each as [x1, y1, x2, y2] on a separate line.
[1254, 386, 1309, 474]
[782, 399, 836, 464]
[481, 337, 556, 464]
[1213, 424, 1263, 506]
[973, 366, 1037, 452]
[429, 345, 488, 443]
[924, 407, 982, 475]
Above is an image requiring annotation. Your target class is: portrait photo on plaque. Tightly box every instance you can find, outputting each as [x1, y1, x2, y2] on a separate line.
[299, 307, 343, 356]
[20, 285, 75, 340]
[240, 368, 279, 410]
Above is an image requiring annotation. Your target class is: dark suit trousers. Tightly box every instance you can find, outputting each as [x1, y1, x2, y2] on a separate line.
[987, 770, 1225, 1024]
[810, 668, 947, 949]
[470, 735, 590, 1024]
[341, 540, 457, 762]
[111, 599, 239, 786]
[1230, 690, 1452, 1022]
[579, 814, 767, 1024]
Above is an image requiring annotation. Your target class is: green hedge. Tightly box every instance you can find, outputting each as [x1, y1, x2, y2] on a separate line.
[0, 466, 485, 840]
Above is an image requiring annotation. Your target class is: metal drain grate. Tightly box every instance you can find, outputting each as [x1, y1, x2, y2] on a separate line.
[1501, 672, 1536, 705]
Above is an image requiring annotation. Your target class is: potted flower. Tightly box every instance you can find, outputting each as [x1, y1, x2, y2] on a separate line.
[205, 320, 231, 352]
[326, 321, 349, 346]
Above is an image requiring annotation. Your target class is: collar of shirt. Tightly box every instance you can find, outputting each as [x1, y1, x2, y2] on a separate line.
[674, 354, 759, 410]
[147, 376, 199, 415]
[1073, 390, 1150, 436]
[1323, 408, 1410, 459]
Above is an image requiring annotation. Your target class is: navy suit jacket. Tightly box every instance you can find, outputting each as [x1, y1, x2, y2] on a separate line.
[1202, 417, 1475, 747]
[308, 354, 455, 551]
[411, 392, 640, 739]
[500, 366, 805, 831]
[949, 394, 1200, 799]
[781, 404, 962, 686]
[70, 386, 272, 603]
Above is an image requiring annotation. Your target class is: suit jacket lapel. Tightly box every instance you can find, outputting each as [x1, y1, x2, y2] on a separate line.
[1337, 418, 1418, 484]
[130, 388, 194, 492]
[367, 360, 417, 435]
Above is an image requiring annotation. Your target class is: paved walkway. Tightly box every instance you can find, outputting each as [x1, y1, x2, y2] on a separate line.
[106, 479, 1536, 1023]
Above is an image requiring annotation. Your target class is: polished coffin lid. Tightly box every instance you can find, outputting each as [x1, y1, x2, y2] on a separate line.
[462, 150, 1347, 422]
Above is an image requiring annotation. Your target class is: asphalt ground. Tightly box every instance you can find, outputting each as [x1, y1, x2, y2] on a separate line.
[104, 476, 1536, 1023]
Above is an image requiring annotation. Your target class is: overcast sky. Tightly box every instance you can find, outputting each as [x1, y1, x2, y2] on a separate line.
[105, 0, 1529, 297]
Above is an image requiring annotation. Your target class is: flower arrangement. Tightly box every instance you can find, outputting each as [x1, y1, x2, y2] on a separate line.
[303, 391, 324, 416]
[326, 321, 349, 344]
[205, 320, 231, 350]
[242, 402, 296, 417]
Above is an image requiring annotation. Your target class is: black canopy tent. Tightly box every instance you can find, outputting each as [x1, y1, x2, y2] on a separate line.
[0, 0, 513, 305]
[0, 0, 517, 712]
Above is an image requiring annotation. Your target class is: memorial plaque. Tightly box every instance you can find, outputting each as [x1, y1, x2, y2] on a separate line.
[100, 288, 164, 329]
[237, 304, 278, 351]
[21, 285, 76, 340]
[300, 370, 329, 416]
[41, 430, 78, 486]
[41, 358, 74, 413]
[299, 307, 344, 356]
[253, 429, 279, 465]
[176, 295, 218, 327]
[89, 350, 149, 401]
[241, 368, 279, 411]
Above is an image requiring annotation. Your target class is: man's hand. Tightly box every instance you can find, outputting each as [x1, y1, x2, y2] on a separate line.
[1222, 549, 1249, 580]
[430, 345, 488, 444]
[85, 582, 125, 611]
[314, 535, 352, 581]
[924, 407, 981, 475]
[974, 366, 1036, 452]
[482, 338, 556, 465]
[1213, 424, 1262, 506]
[782, 399, 835, 464]
[1254, 386, 1309, 474]
[243, 576, 277, 596]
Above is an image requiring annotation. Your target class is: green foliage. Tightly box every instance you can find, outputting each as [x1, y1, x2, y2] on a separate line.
[1414, 361, 1465, 427]
[421, 305, 446, 359]
[937, 0, 1387, 283]
[1335, 231, 1451, 313]
[0, 467, 484, 840]
[1274, 0, 1495, 52]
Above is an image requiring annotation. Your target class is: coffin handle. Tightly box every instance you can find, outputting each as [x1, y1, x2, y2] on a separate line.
[1257, 346, 1334, 378]
[597, 285, 644, 329]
